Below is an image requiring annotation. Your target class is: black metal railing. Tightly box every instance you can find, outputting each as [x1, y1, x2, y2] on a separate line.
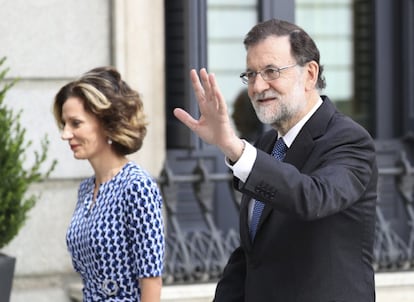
[374, 139, 414, 271]
[159, 159, 239, 284]
[159, 139, 414, 284]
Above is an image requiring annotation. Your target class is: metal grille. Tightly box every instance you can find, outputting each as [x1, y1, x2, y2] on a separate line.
[159, 138, 414, 283]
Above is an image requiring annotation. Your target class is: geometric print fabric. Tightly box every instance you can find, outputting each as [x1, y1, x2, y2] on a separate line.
[66, 161, 165, 301]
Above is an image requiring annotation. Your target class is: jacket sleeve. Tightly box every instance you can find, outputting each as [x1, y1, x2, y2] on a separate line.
[213, 246, 246, 302]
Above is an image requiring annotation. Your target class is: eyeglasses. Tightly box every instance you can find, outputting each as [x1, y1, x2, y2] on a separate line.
[240, 64, 297, 84]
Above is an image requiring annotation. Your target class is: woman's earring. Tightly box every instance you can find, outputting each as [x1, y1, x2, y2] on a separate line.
[107, 138, 113, 145]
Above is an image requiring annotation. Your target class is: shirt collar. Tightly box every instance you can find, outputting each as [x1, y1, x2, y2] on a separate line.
[279, 97, 323, 148]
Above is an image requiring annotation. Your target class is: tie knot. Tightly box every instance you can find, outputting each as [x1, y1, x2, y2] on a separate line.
[271, 138, 288, 161]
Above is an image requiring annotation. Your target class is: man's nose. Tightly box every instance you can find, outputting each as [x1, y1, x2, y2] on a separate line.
[251, 74, 271, 93]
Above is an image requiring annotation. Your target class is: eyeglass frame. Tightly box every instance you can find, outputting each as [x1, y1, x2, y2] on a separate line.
[239, 63, 298, 85]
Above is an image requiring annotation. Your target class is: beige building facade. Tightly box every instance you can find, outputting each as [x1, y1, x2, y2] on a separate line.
[1, 0, 413, 301]
[0, 0, 165, 301]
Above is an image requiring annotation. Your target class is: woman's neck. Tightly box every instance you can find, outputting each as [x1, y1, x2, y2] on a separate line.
[90, 155, 129, 185]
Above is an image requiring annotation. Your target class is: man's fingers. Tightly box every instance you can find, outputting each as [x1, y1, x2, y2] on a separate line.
[199, 68, 215, 102]
[191, 68, 216, 104]
[190, 69, 206, 101]
[173, 108, 197, 131]
[208, 73, 225, 110]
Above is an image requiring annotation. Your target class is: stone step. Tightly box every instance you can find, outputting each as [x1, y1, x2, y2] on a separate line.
[11, 271, 414, 302]
[66, 271, 414, 302]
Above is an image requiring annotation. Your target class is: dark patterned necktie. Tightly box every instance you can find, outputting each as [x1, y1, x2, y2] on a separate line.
[250, 137, 288, 241]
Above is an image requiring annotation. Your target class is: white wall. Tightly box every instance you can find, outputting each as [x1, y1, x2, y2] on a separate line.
[0, 0, 165, 301]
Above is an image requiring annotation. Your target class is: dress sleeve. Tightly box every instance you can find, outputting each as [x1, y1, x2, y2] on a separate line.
[125, 176, 165, 278]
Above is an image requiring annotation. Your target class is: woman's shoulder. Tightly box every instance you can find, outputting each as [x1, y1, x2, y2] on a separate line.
[122, 161, 152, 178]
[120, 162, 163, 207]
[120, 162, 159, 189]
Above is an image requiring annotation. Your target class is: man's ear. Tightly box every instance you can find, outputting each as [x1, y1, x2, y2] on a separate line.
[304, 61, 319, 91]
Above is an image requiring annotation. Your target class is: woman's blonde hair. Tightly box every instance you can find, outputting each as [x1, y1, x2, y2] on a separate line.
[53, 66, 147, 155]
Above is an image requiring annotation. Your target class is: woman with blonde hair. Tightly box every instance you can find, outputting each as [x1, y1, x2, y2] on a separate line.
[53, 66, 164, 302]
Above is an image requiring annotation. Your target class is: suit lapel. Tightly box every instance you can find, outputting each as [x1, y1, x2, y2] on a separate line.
[284, 129, 314, 169]
[286, 96, 336, 168]
[251, 96, 337, 239]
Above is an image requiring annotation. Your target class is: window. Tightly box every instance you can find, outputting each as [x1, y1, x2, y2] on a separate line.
[207, 0, 258, 139]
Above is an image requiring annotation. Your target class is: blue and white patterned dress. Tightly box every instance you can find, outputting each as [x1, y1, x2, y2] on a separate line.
[66, 161, 164, 301]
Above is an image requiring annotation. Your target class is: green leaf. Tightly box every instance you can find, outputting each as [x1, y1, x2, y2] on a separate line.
[0, 57, 57, 249]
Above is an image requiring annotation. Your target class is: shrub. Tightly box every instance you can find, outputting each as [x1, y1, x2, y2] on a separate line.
[0, 57, 56, 249]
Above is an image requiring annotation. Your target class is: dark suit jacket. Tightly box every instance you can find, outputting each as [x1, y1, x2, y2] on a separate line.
[214, 96, 378, 302]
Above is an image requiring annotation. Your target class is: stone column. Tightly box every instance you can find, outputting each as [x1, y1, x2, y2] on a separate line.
[113, 0, 166, 177]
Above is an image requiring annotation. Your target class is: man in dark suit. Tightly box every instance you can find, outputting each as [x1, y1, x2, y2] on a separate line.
[174, 19, 377, 302]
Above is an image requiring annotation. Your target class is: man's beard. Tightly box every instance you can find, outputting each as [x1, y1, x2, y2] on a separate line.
[253, 101, 291, 128]
[251, 85, 306, 128]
